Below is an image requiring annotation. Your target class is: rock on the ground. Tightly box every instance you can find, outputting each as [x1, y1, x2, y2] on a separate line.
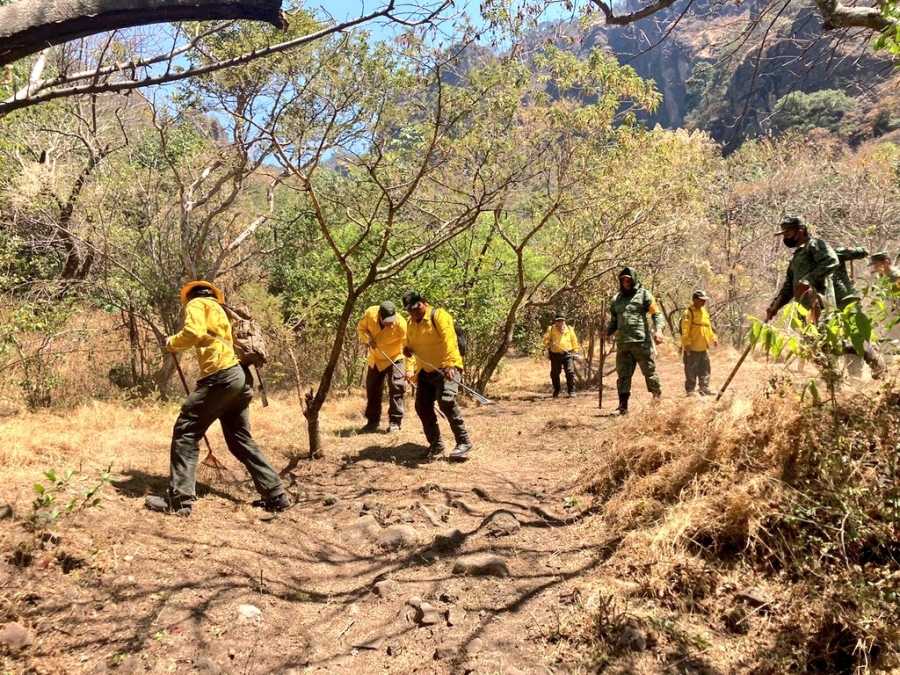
[373, 580, 397, 597]
[323, 494, 338, 506]
[407, 595, 423, 608]
[486, 510, 521, 537]
[464, 637, 483, 655]
[421, 549, 439, 564]
[432, 528, 465, 552]
[236, 604, 262, 624]
[446, 606, 467, 626]
[737, 587, 772, 609]
[0, 622, 31, 651]
[452, 554, 510, 577]
[377, 524, 419, 550]
[0, 503, 12, 520]
[350, 515, 382, 541]
[415, 603, 442, 626]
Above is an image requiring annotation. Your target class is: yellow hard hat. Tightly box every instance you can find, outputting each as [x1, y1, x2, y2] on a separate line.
[179, 280, 224, 306]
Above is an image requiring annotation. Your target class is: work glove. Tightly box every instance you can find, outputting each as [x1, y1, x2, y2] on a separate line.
[443, 367, 457, 382]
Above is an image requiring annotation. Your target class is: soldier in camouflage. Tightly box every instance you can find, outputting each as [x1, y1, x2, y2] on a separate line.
[601, 267, 665, 415]
[833, 246, 885, 378]
[765, 217, 839, 324]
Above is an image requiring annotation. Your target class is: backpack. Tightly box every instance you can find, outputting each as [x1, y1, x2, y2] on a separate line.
[430, 307, 467, 357]
[221, 304, 268, 368]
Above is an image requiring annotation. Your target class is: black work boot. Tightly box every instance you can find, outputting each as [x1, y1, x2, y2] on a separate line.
[617, 392, 630, 415]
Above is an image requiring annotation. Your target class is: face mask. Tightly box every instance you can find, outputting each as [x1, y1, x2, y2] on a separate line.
[782, 236, 799, 248]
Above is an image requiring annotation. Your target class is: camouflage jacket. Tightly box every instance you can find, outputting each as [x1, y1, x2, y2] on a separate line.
[833, 246, 868, 310]
[606, 267, 665, 345]
[770, 237, 839, 313]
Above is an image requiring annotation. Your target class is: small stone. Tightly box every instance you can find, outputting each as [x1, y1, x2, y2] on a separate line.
[433, 644, 455, 660]
[415, 603, 441, 626]
[350, 515, 382, 541]
[616, 624, 647, 652]
[123, 555, 134, 562]
[0, 622, 31, 651]
[0, 503, 12, 520]
[377, 524, 419, 550]
[486, 510, 521, 537]
[421, 549, 439, 564]
[361, 501, 375, 511]
[439, 591, 457, 603]
[452, 554, 510, 578]
[348, 603, 359, 616]
[406, 595, 423, 608]
[373, 580, 397, 597]
[323, 495, 338, 506]
[464, 637, 483, 655]
[236, 604, 262, 624]
[737, 587, 772, 609]
[446, 606, 467, 626]
[432, 528, 465, 552]
[352, 636, 385, 650]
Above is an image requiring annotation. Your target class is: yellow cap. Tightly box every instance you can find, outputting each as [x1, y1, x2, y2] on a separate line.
[179, 280, 224, 306]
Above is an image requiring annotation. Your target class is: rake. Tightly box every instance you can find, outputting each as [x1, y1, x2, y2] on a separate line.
[171, 354, 228, 482]
[408, 352, 496, 406]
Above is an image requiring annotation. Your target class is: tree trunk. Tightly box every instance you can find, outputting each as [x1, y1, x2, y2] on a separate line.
[475, 292, 525, 393]
[304, 389, 323, 459]
[0, 0, 286, 67]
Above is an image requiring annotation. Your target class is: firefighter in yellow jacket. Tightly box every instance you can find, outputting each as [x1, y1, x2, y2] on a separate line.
[402, 290, 473, 460]
[680, 290, 718, 396]
[357, 301, 413, 433]
[542, 312, 581, 398]
[145, 280, 289, 517]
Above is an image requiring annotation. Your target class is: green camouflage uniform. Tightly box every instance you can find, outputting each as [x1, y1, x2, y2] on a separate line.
[769, 237, 839, 316]
[833, 247, 867, 310]
[606, 267, 664, 401]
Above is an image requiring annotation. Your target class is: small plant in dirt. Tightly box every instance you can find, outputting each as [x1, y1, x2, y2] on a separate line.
[23, 467, 111, 542]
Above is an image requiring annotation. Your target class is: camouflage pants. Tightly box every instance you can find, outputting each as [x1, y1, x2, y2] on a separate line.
[616, 342, 661, 396]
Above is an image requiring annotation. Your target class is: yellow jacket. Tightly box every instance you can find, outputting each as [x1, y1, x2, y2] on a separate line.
[166, 298, 239, 378]
[405, 303, 463, 374]
[357, 305, 413, 372]
[681, 306, 717, 352]
[543, 324, 580, 354]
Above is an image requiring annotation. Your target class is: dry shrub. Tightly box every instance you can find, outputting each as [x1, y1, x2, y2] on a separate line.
[565, 381, 900, 672]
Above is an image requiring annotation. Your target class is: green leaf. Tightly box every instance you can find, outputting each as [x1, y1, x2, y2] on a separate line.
[33, 483, 45, 495]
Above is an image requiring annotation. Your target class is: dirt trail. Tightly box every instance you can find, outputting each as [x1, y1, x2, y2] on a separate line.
[0, 351, 861, 674]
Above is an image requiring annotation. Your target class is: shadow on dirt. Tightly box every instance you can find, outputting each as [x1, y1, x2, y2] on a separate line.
[111, 469, 240, 503]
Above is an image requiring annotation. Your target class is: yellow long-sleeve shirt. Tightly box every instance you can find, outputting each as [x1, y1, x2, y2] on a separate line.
[166, 297, 239, 378]
[357, 305, 413, 372]
[543, 324, 580, 354]
[680, 306, 717, 352]
[405, 303, 463, 374]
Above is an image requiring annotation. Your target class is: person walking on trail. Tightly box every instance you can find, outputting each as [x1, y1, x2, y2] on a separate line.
[543, 312, 581, 398]
[401, 290, 473, 460]
[681, 290, 718, 396]
[146, 280, 290, 517]
[357, 301, 413, 434]
[765, 217, 839, 325]
[870, 251, 900, 289]
[601, 267, 665, 416]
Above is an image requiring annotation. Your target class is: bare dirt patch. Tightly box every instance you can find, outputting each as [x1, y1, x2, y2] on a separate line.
[1, 351, 896, 674]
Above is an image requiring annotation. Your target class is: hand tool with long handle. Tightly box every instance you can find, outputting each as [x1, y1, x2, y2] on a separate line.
[715, 318, 768, 402]
[408, 352, 496, 405]
[367, 335, 447, 420]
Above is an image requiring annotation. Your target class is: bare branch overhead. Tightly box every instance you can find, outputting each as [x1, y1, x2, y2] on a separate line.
[0, 0, 287, 68]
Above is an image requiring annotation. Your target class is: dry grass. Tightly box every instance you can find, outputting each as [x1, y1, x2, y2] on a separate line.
[1, 348, 898, 675]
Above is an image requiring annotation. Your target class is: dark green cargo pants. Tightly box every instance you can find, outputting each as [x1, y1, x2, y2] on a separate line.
[169, 364, 285, 509]
[414, 369, 470, 446]
[616, 342, 662, 396]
